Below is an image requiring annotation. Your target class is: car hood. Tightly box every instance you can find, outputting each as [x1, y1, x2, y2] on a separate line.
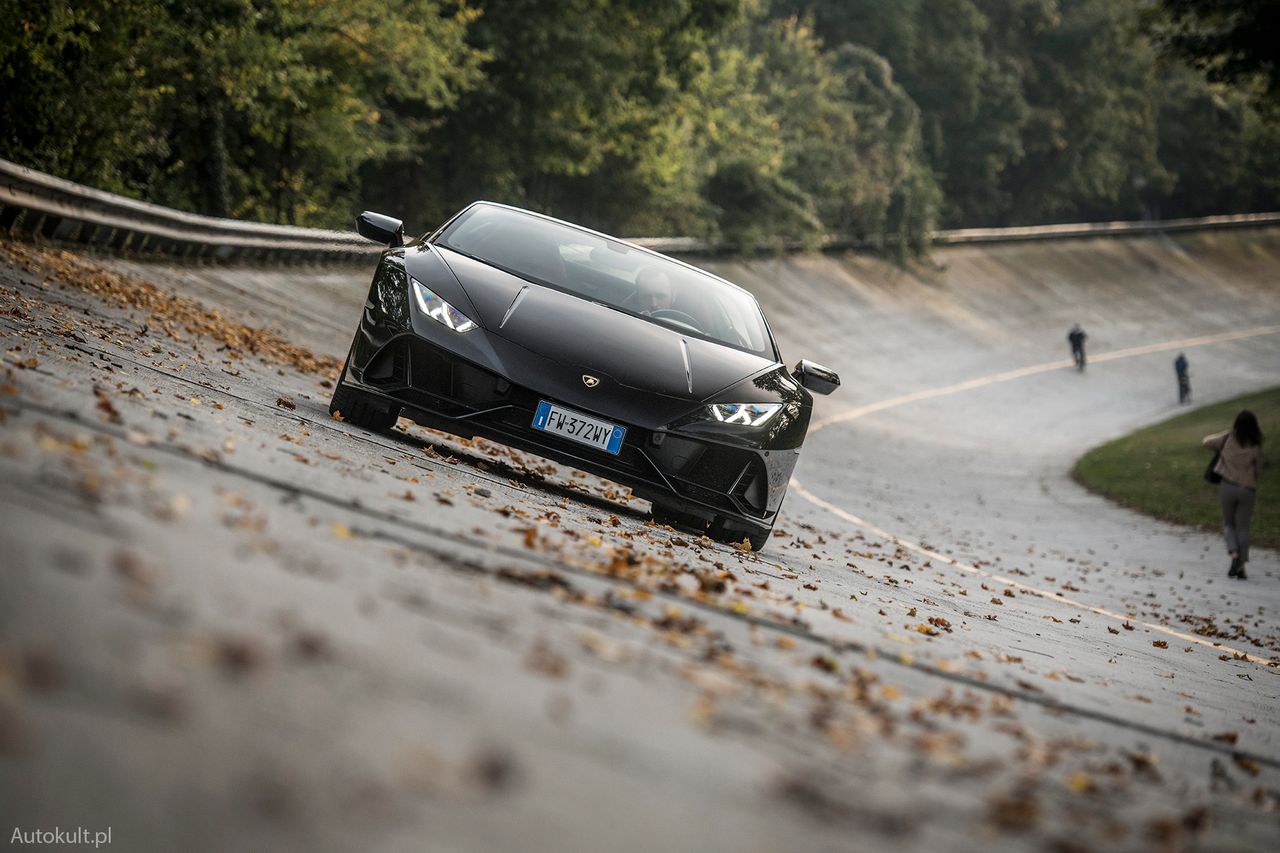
[433, 247, 775, 402]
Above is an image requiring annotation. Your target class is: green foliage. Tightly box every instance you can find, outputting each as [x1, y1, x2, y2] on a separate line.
[774, 0, 1280, 227]
[773, 0, 1030, 226]
[1073, 387, 1278, 550]
[0, 0, 168, 191]
[1, 0, 485, 226]
[999, 0, 1172, 223]
[1151, 0, 1280, 102]
[1155, 65, 1253, 216]
[751, 21, 939, 252]
[2, 0, 1279, 246]
[153, 0, 486, 225]
[393, 0, 757, 236]
[411, 4, 940, 248]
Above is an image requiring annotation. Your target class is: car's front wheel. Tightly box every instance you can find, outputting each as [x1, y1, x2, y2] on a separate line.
[708, 516, 772, 552]
[329, 361, 400, 432]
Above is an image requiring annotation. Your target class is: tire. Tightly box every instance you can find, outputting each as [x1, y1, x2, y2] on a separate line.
[708, 515, 773, 552]
[329, 361, 400, 432]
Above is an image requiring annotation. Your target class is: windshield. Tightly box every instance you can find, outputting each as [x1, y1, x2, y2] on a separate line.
[436, 204, 776, 359]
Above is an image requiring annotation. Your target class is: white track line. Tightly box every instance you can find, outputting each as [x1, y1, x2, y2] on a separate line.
[792, 323, 1280, 667]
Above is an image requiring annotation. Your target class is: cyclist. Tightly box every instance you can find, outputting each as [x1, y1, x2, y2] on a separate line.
[1067, 324, 1087, 371]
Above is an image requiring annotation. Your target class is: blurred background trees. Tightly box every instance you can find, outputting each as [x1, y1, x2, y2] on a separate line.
[2, 0, 1278, 250]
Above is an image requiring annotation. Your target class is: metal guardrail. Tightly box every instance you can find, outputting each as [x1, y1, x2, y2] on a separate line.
[3, 157, 1279, 263]
[634, 212, 1280, 255]
[931, 212, 1280, 245]
[0, 158, 377, 263]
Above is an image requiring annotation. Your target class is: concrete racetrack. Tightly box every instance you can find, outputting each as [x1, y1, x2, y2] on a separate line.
[1, 227, 1277, 852]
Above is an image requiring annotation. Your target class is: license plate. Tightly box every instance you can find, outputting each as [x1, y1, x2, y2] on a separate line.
[532, 401, 626, 455]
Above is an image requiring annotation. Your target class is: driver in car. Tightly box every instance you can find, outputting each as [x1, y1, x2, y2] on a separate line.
[629, 268, 675, 315]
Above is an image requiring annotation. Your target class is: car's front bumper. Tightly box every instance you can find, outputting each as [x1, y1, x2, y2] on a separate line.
[347, 333, 799, 530]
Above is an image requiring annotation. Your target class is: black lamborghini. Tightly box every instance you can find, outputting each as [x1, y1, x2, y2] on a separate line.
[331, 202, 839, 550]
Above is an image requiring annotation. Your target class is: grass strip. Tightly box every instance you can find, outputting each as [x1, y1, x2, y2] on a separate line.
[1073, 388, 1277, 551]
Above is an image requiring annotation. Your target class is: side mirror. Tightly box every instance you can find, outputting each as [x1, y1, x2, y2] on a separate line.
[793, 359, 840, 395]
[356, 211, 405, 247]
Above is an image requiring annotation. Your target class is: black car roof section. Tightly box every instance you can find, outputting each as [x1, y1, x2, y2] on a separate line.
[445, 201, 755, 297]
[435, 202, 778, 361]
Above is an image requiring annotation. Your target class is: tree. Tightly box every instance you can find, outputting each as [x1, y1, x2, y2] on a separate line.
[996, 0, 1171, 224]
[1152, 0, 1280, 102]
[1, 0, 486, 226]
[751, 18, 938, 249]
[372, 0, 748, 234]
[772, 0, 1029, 226]
[1154, 66, 1250, 217]
[5, 0, 1277, 243]
[0, 0, 168, 193]
[150, 0, 485, 225]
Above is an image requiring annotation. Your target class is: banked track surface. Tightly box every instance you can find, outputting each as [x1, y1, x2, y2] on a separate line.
[100, 230, 1280, 703]
[1, 227, 1279, 851]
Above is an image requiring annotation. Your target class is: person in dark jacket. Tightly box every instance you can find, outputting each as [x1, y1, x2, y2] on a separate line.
[1174, 352, 1190, 404]
[1067, 324, 1087, 371]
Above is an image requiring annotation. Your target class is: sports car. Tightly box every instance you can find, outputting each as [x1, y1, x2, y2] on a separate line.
[331, 202, 839, 550]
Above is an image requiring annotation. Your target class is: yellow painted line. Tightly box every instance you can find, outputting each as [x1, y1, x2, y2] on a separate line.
[810, 324, 1280, 433]
[792, 322, 1280, 667]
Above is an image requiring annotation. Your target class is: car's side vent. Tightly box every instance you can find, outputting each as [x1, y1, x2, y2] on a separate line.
[364, 340, 408, 388]
[731, 461, 768, 515]
[400, 338, 507, 410]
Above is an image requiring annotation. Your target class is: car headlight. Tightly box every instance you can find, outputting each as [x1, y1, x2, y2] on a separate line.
[708, 403, 782, 426]
[411, 277, 476, 333]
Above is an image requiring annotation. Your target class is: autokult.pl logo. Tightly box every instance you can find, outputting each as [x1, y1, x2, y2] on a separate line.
[11, 827, 111, 847]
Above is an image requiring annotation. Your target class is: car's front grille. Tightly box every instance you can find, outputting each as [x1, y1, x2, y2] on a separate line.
[480, 399, 766, 517]
[647, 436, 752, 493]
[368, 335, 770, 518]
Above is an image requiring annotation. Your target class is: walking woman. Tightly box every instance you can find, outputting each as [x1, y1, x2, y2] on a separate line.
[1203, 410, 1264, 579]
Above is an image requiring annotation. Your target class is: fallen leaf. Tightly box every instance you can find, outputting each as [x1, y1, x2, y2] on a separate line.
[988, 793, 1039, 831]
[93, 388, 122, 423]
[1233, 755, 1261, 777]
[524, 638, 568, 678]
[810, 655, 838, 673]
[214, 637, 264, 677]
[291, 631, 333, 661]
[469, 748, 521, 793]
[1065, 772, 1097, 794]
